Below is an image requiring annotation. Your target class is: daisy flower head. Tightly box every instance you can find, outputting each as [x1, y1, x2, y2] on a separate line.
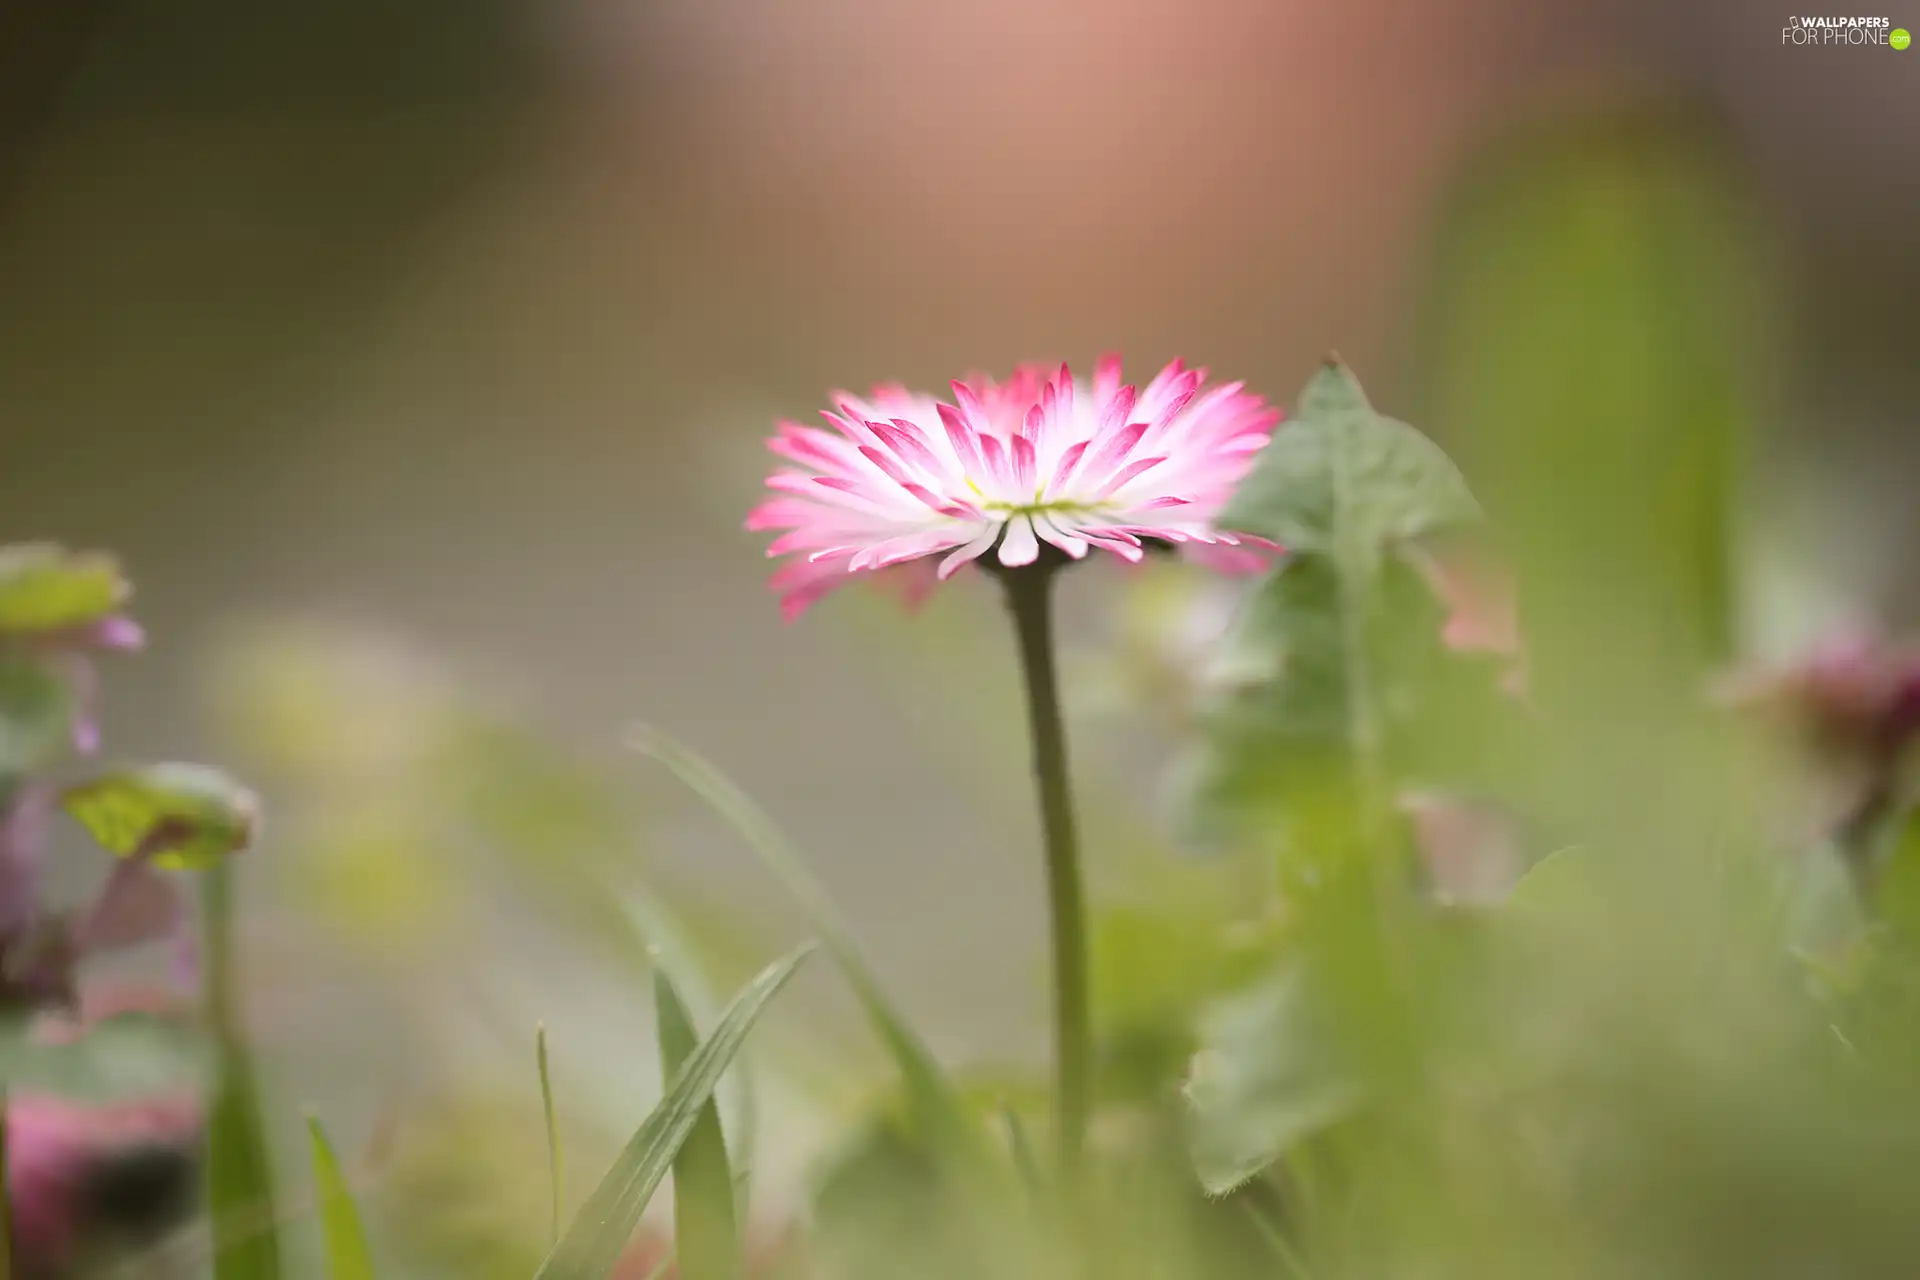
[749, 357, 1283, 619]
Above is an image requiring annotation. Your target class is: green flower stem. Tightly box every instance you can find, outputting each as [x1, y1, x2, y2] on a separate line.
[999, 558, 1091, 1176]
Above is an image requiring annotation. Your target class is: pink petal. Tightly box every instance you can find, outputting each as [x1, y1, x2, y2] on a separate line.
[1079, 421, 1149, 488]
[1093, 455, 1168, 499]
[937, 403, 985, 473]
[1044, 441, 1090, 498]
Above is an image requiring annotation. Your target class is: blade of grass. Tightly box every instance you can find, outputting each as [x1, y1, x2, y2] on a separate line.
[625, 886, 758, 1209]
[627, 729, 970, 1148]
[204, 861, 282, 1280]
[306, 1115, 375, 1280]
[538, 1023, 564, 1247]
[999, 1102, 1041, 1196]
[655, 967, 740, 1280]
[1241, 1197, 1314, 1280]
[533, 943, 814, 1280]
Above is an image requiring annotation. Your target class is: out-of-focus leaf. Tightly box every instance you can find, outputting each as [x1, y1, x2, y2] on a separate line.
[630, 730, 974, 1153]
[0, 1012, 214, 1099]
[308, 1114, 377, 1280]
[809, 1113, 1005, 1280]
[0, 658, 72, 775]
[1873, 811, 1920, 938]
[1413, 102, 1762, 838]
[1220, 359, 1480, 557]
[1184, 361, 1491, 859]
[533, 944, 812, 1280]
[1779, 842, 1865, 955]
[0, 544, 127, 633]
[655, 966, 740, 1280]
[63, 763, 260, 868]
[1185, 960, 1363, 1196]
[1506, 845, 1605, 912]
[1178, 554, 1487, 860]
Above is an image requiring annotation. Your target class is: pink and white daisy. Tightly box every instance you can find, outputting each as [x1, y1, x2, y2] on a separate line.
[748, 357, 1284, 619]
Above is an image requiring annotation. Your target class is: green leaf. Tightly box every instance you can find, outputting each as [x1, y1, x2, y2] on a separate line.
[533, 943, 813, 1280]
[0, 1012, 215, 1099]
[1219, 359, 1479, 557]
[62, 763, 260, 868]
[0, 657, 73, 775]
[0, 543, 128, 633]
[629, 730, 973, 1152]
[308, 1114, 376, 1280]
[1178, 553, 1471, 857]
[1185, 960, 1363, 1196]
[655, 966, 740, 1280]
[1183, 361, 1488, 857]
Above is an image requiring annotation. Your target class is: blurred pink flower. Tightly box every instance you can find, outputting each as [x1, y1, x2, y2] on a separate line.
[748, 358, 1282, 618]
[8, 986, 205, 1274]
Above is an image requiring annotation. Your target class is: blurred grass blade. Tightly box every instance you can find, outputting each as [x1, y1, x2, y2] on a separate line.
[306, 1115, 375, 1280]
[533, 943, 814, 1280]
[624, 885, 758, 1205]
[1241, 1198, 1315, 1280]
[205, 862, 283, 1280]
[999, 1103, 1041, 1195]
[629, 729, 972, 1148]
[655, 966, 740, 1280]
[538, 1023, 563, 1247]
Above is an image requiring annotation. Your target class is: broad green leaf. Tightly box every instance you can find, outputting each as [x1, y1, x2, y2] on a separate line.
[63, 763, 260, 868]
[0, 658, 72, 775]
[1185, 960, 1363, 1196]
[308, 1115, 376, 1280]
[0, 543, 127, 633]
[1184, 361, 1490, 857]
[0, 1012, 215, 1099]
[204, 863, 283, 1280]
[1178, 553, 1481, 857]
[629, 730, 973, 1152]
[1219, 359, 1479, 558]
[533, 944, 813, 1280]
[655, 967, 740, 1280]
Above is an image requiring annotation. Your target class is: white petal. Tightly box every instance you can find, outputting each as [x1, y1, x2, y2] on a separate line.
[1033, 513, 1089, 559]
[937, 522, 1002, 579]
[998, 514, 1040, 566]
